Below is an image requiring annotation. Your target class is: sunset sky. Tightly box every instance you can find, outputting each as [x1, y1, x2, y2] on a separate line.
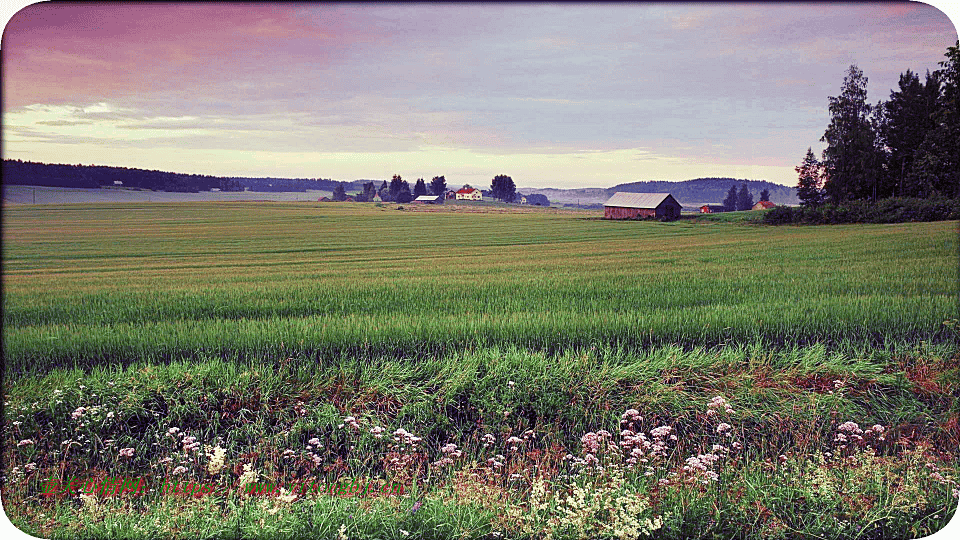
[2, 2, 957, 188]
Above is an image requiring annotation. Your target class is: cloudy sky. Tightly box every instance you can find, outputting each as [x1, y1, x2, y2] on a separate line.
[2, 2, 957, 188]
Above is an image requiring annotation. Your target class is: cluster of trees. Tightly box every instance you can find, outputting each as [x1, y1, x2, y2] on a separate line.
[721, 184, 770, 211]
[334, 175, 449, 203]
[610, 178, 797, 206]
[797, 41, 960, 206]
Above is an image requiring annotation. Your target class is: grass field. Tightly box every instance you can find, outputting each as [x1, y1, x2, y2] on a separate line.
[3, 201, 958, 539]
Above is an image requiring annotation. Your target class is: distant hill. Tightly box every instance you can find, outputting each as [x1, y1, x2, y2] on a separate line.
[608, 178, 798, 207]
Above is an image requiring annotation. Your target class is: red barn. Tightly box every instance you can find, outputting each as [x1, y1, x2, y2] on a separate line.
[603, 192, 682, 220]
[752, 201, 776, 210]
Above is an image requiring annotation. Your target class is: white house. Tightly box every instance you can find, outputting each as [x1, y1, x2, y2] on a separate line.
[456, 187, 482, 201]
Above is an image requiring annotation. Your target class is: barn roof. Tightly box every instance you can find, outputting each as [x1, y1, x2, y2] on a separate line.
[603, 192, 676, 209]
[414, 195, 441, 202]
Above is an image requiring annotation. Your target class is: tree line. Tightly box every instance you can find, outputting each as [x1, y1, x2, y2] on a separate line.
[796, 41, 960, 206]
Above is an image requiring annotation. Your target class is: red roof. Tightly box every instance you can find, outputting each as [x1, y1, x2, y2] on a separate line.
[754, 200, 776, 209]
[456, 187, 479, 194]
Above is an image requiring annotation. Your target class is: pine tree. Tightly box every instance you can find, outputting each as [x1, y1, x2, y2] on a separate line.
[414, 178, 427, 197]
[722, 185, 738, 212]
[430, 176, 447, 196]
[736, 184, 754, 211]
[796, 148, 825, 207]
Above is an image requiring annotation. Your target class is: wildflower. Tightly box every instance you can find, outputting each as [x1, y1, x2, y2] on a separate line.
[182, 436, 200, 452]
[308, 437, 322, 447]
[650, 426, 672, 438]
[507, 381, 515, 388]
[206, 445, 226, 475]
[17, 439, 34, 447]
[106, 412, 115, 419]
[369, 427, 385, 439]
[119, 447, 135, 458]
[337, 523, 348, 540]
[409, 500, 422, 514]
[400, 530, 410, 537]
[507, 436, 523, 452]
[24, 463, 37, 472]
[158, 457, 172, 465]
[342, 416, 360, 430]
[716, 423, 732, 434]
[482, 433, 496, 448]
[282, 449, 296, 459]
[172, 466, 187, 475]
[71, 407, 86, 419]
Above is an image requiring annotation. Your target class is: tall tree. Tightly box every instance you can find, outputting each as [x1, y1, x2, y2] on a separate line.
[389, 175, 404, 198]
[396, 183, 413, 203]
[877, 70, 941, 198]
[914, 41, 960, 198]
[821, 65, 881, 202]
[490, 175, 516, 202]
[722, 185, 738, 212]
[796, 148, 825, 207]
[332, 182, 347, 201]
[430, 175, 447, 196]
[759, 189, 770, 202]
[414, 178, 427, 197]
[736, 184, 754, 211]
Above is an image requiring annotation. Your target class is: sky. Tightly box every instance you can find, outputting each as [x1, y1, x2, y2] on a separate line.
[1, 2, 958, 189]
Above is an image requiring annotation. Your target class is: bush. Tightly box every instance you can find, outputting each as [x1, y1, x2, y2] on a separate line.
[762, 197, 960, 225]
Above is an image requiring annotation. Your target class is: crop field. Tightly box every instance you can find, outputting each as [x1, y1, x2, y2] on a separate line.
[2, 201, 959, 539]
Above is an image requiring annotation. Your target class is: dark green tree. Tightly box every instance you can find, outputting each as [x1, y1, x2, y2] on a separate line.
[913, 41, 960, 198]
[389, 175, 404, 199]
[490, 175, 516, 202]
[430, 176, 447, 196]
[332, 182, 347, 201]
[759, 189, 770, 202]
[877, 70, 941, 198]
[736, 184, 754, 211]
[796, 147, 825, 207]
[821, 65, 881, 201]
[722, 185, 738, 212]
[414, 178, 427, 197]
[396, 183, 413, 203]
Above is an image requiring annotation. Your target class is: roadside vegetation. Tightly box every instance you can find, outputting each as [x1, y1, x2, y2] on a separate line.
[3, 201, 958, 538]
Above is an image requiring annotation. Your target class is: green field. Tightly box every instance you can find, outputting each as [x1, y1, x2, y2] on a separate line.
[3, 202, 958, 539]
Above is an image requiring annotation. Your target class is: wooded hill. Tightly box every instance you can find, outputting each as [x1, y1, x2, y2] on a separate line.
[1, 160, 352, 193]
[608, 178, 798, 206]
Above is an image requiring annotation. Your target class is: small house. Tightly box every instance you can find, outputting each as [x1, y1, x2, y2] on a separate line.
[603, 192, 682, 220]
[700, 205, 725, 213]
[752, 201, 776, 210]
[456, 187, 482, 201]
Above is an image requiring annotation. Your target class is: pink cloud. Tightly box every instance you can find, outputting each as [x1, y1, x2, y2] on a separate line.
[2, 3, 366, 109]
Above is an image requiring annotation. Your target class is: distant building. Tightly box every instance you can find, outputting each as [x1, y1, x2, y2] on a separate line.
[456, 187, 482, 201]
[752, 201, 776, 210]
[603, 192, 681, 220]
[413, 195, 443, 204]
[445, 190, 457, 200]
[700, 205, 725, 213]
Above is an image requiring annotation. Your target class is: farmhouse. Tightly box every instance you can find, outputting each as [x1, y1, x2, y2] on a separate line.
[456, 187, 482, 201]
[752, 201, 776, 210]
[603, 192, 681, 220]
[700, 205, 725, 213]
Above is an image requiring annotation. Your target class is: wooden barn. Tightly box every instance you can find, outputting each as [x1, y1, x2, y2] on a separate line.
[603, 192, 682, 220]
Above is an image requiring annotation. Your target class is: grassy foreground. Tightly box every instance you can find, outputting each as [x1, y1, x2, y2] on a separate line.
[2, 201, 958, 539]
